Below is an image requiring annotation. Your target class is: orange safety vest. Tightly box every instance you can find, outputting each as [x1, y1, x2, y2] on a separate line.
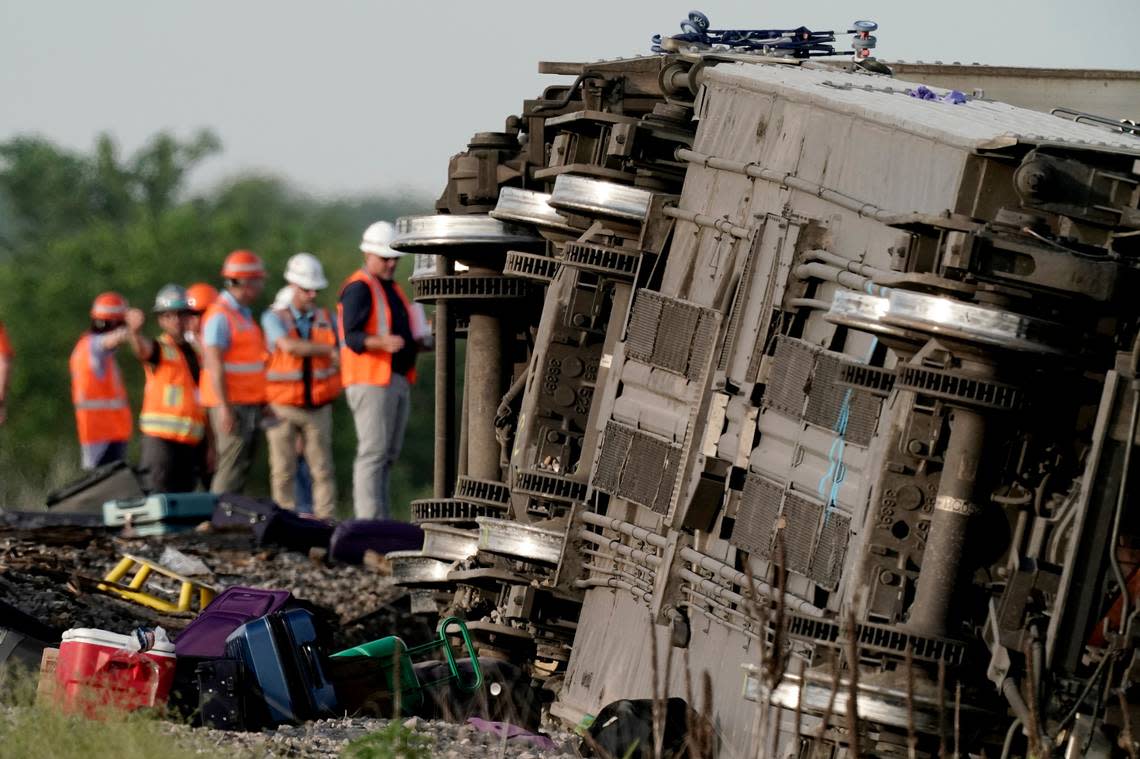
[265, 306, 342, 407]
[0, 320, 11, 358]
[139, 334, 206, 444]
[69, 333, 132, 445]
[199, 295, 267, 406]
[337, 269, 421, 388]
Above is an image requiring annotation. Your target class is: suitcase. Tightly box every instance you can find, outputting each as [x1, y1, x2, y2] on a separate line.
[211, 495, 334, 553]
[174, 586, 293, 659]
[102, 493, 218, 535]
[196, 658, 248, 730]
[210, 493, 278, 530]
[45, 460, 144, 514]
[224, 608, 337, 725]
[329, 519, 424, 565]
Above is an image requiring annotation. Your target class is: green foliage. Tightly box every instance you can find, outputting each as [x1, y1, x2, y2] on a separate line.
[0, 131, 434, 516]
[339, 720, 434, 759]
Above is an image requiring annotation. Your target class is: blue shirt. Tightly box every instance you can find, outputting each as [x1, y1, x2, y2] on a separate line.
[261, 304, 314, 349]
[202, 291, 253, 350]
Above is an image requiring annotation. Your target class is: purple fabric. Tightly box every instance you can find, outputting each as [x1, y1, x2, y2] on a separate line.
[466, 717, 557, 750]
[907, 84, 967, 104]
[329, 519, 424, 564]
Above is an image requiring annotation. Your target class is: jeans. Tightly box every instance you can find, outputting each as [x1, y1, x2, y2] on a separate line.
[345, 375, 410, 520]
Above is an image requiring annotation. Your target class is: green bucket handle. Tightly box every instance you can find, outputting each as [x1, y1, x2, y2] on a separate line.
[406, 616, 483, 693]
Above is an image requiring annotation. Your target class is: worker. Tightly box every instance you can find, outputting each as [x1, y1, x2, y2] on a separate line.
[69, 292, 133, 469]
[200, 250, 267, 494]
[338, 221, 431, 519]
[263, 254, 341, 518]
[185, 281, 219, 488]
[123, 285, 205, 493]
[185, 282, 218, 345]
[0, 319, 11, 426]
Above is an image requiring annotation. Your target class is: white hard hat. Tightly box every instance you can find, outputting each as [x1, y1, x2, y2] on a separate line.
[360, 221, 402, 258]
[271, 286, 294, 311]
[284, 252, 329, 290]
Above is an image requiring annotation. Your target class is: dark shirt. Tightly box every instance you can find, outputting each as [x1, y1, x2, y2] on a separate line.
[339, 277, 416, 377]
[146, 338, 201, 384]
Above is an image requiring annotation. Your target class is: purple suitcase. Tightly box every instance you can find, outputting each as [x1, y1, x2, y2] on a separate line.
[175, 586, 293, 658]
[329, 520, 425, 565]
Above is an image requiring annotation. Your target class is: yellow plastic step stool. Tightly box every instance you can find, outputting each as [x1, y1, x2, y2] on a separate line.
[97, 553, 217, 614]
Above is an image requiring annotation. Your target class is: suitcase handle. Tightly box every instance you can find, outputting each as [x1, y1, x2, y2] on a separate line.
[299, 643, 327, 689]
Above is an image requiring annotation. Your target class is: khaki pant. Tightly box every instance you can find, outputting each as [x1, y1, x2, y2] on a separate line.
[266, 403, 336, 519]
[208, 404, 261, 495]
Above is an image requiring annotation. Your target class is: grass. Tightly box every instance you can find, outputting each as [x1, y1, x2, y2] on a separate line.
[0, 665, 221, 759]
[340, 720, 434, 759]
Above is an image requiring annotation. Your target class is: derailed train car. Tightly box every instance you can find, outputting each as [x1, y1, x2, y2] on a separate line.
[387, 33, 1140, 758]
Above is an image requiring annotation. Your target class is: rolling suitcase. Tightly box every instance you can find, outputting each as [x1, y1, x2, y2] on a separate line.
[175, 586, 293, 658]
[211, 494, 334, 553]
[102, 493, 218, 535]
[224, 608, 337, 725]
[196, 658, 248, 730]
[329, 519, 424, 564]
[210, 493, 278, 530]
[45, 460, 144, 515]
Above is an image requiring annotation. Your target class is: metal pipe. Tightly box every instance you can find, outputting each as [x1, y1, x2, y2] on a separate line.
[458, 369, 469, 477]
[582, 561, 655, 592]
[676, 148, 913, 224]
[683, 601, 754, 639]
[578, 511, 669, 548]
[466, 309, 504, 480]
[679, 546, 825, 616]
[794, 261, 900, 296]
[575, 576, 653, 603]
[787, 298, 834, 311]
[662, 205, 752, 239]
[578, 528, 662, 567]
[907, 405, 987, 637]
[684, 587, 765, 639]
[433, 255, 457, 498]
[803, 249, 895, 279]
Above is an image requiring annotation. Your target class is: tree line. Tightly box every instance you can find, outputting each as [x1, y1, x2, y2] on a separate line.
[0, 130, 436, 517]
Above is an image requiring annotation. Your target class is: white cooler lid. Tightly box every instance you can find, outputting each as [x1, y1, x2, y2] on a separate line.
[61, 628, 176, 657]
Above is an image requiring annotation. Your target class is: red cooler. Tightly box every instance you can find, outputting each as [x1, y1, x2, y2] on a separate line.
[55, 628, 176, 716]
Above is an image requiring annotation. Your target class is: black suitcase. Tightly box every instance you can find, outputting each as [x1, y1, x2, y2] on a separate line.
[196, 658, 249, 730]
[45, 460, 144, 514]
[210, 493, 278, 529]
[211, 494, 334, 553]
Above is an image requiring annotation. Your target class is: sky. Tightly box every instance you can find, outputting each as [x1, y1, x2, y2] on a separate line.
[2, 0, 1139, 199]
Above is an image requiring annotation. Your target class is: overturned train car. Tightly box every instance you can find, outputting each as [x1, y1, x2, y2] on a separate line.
[389, 51, 1140, 757]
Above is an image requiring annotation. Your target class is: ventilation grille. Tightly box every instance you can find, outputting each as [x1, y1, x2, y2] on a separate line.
[764, 336, 882, 445]
[730, 474, 783, 558]
[782, 494, 822, 576]
[810, 512, 851, 590]
[592, 420, 683, 515]
[763, 337, 817, 418]
[625, 291, 719, 381]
